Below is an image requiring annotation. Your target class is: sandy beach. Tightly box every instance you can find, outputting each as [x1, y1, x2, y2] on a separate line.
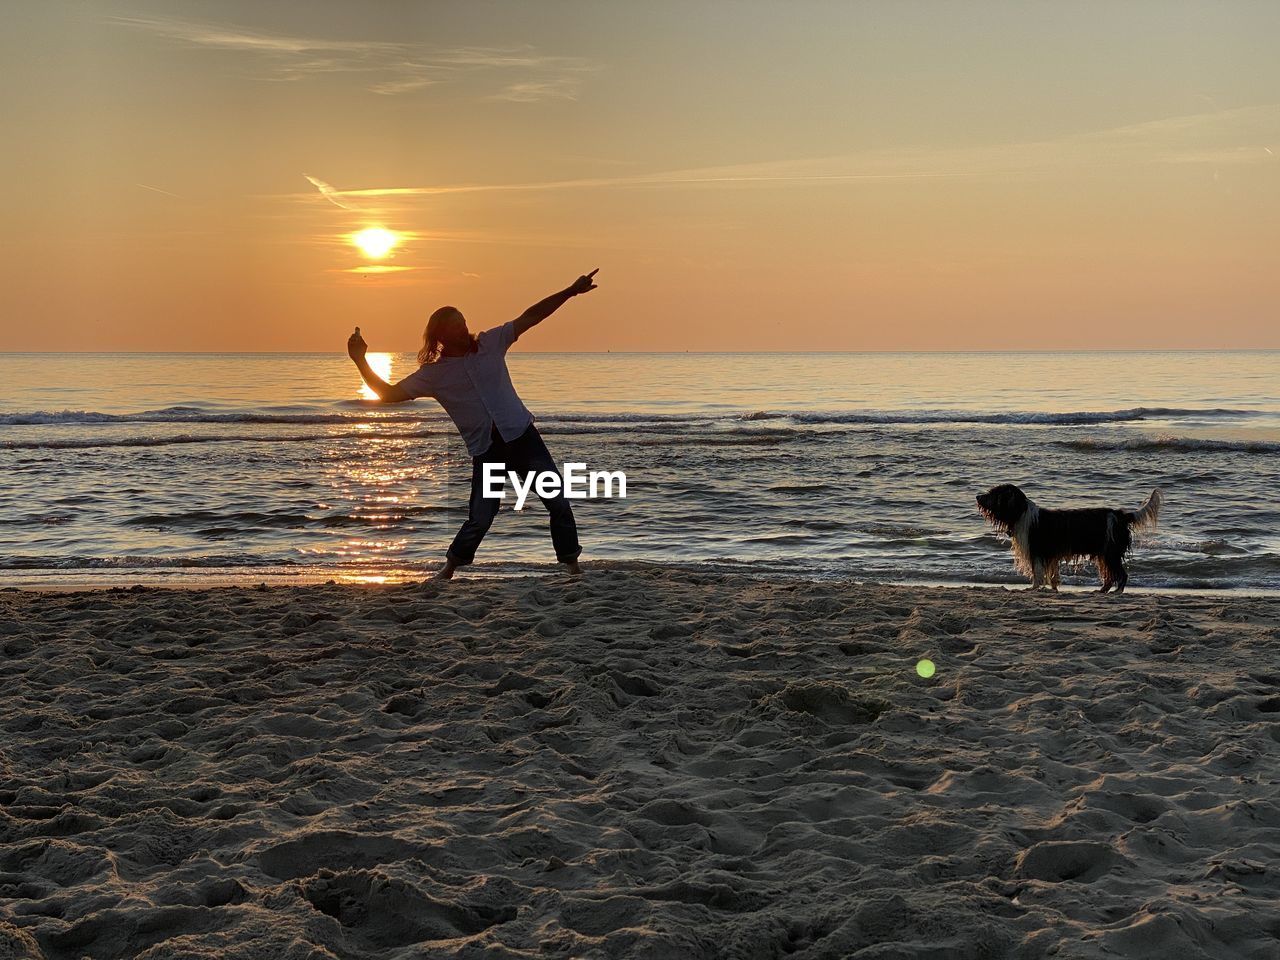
[2, 570, 1279, 959]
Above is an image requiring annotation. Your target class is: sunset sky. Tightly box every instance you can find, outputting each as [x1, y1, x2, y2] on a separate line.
[3, 1, 1277, 352]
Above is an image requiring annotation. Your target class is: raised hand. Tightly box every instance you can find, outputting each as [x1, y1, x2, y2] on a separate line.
[347, 326, 367, 362]
[569, 268, 599, 296]
[514, 272, 600, 338]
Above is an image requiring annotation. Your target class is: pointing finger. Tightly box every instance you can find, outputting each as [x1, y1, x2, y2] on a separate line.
[586, 268, 599, 278]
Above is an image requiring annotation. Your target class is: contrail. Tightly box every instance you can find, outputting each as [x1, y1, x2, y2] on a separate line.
[136, 183, 184, 199]
[291, 106, 1280, 208]
[304, 174, 354, 210]
[300, 170, 968, 203]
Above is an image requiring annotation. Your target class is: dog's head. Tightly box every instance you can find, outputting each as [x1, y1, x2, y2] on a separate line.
[976, 484, 1029, 533]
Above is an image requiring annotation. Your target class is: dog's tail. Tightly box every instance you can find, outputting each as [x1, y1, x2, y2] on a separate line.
[1125, 488, 1162, 532]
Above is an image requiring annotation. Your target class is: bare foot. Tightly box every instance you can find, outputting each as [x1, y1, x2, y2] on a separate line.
[433, 558, 459, 581]
[562, 560, 583, 576]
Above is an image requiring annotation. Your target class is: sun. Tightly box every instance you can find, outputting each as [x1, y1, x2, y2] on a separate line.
[359, 352, 393, 400]
[351, 227, 399, 259]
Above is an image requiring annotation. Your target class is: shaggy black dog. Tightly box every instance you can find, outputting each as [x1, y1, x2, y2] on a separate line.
[977, 484, 1162, 592]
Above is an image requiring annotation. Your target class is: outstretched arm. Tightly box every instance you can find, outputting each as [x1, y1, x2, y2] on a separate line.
[347, 327, 410, 402]
[513, 269, 599, 340]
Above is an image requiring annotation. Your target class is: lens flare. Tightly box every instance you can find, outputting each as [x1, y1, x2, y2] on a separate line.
[351, 228, 399, 259]
[360, 352, 393, 400]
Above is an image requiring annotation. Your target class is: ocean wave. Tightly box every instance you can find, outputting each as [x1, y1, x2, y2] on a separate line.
[1159, 536, 1248, 556]
[3, 554, 1276, 591]
[0, 407, 709, 427]
[0, 406, 439, 426]
[1056, 436, 1280, 455]
[630, 430, 821, 447]
[0, 554, 294, 570]
[0, 429, 453, 450]
[782, 407, 1261, 426]
[857, 523, 948, 539]
[0, 404, 1263, 428]
[122, 506, 450, 529]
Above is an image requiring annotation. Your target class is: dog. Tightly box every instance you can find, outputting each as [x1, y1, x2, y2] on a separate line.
[976, 484, 1162, 592]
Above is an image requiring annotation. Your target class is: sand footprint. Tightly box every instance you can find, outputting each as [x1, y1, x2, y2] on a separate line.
[1014, 840, 1119, 883]
[298, 869, 514, 950]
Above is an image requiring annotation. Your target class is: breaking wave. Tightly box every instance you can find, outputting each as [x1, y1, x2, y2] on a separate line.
[0, 405, 1260, 427]
[1057, 436, 1280, 455]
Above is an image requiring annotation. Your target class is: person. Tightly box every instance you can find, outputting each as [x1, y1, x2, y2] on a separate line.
[347, 270, 599, 580]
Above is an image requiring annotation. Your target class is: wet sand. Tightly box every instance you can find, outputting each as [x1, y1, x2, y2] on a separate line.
[2, 571, 1278, 959]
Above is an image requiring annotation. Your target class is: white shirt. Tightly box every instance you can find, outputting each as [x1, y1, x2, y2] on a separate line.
[394, 321, 533, 457]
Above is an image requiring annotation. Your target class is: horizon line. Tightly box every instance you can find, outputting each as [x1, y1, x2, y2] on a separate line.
[2, 347, 1278, 356]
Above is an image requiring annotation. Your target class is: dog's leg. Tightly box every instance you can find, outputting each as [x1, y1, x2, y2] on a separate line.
[1111, 555, 1129, 594]
[1095, 556, 1112, 592]
[1048, 560, 1061, 592]
[1031, 560, 1045, 590]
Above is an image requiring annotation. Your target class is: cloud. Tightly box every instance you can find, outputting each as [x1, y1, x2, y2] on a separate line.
[1064, 104, 1280, 166]
[285, 104, 1279, 260]
[106, 15, 592, 100]
[107, 15, 399, 56]
[291, 168, 970, 207]
[489, 78, 583, 103]
[135, 183, 185, 200]
[304, 174, 354, 210]
[367, 75, 440, 96]
[433, 48, 577, 69]
[286, 103, 1280, 205]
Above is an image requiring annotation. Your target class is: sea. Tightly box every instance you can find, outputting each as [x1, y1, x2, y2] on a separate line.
[1, 351, 1277, 591]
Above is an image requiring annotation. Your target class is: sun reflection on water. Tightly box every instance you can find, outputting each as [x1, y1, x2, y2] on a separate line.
[359, 352, 394, 400]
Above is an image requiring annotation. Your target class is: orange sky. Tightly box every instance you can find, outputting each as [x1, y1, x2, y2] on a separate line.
[2, 1, 1277, 351]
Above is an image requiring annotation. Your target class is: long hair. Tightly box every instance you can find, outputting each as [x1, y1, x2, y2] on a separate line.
[418, 306, 475, 364]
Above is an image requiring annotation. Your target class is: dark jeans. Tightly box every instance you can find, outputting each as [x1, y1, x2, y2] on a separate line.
[447, 424, 582, 566]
